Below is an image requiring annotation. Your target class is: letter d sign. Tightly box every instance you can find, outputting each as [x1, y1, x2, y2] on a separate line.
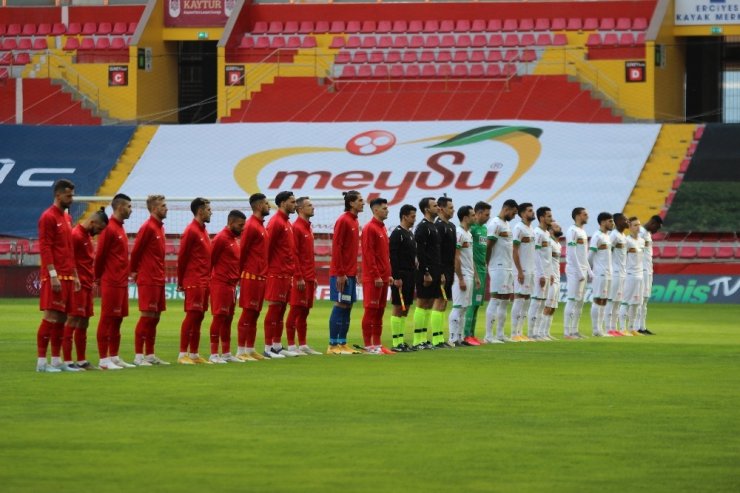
[625, 61, 646, 83]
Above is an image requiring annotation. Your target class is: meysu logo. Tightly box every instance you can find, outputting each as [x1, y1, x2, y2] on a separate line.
[233, 126, 543, 205]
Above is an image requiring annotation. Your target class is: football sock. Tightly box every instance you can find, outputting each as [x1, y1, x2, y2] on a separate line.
[604, 302, 614, 331]
[361, 308, 374, 347]
[485, 298, 499, 340]
[590, 304, 600, 334]
[210, 315, 227, 356]
[185, 311, 204, 354]
[430, 310, 444, 345]
[340, 306, 352, 344]
[109, 317, 123, 357]
[62, 323, 75, 362]
[328, 305, 345, 345]
[527, 299, 543, 338]
[638, 298, 649, 330]
[97, 316, 114, 358]
[390, 315, 403, 347]
[74, 326, 87, 362]
[296, 307, 309, 346]
[574, 300, 585, 334]
[464, 304, 478, 338]
[563, 300, 576, 336]
[220, 314, 233, 355]
[618, 304, 629, 332]
[50, 321, 64, 358]
[496, 299, 509, 339]
[413, 307, 427, 345]
[511, 298, 524, 337]
[239, 309, 259, 348]
[286, 305, 298, 346]
[179, 313, 192, 353]
[134, 317, 147, 355]
[372, 308, 384, 347]
[448, 307, 465, 342]
[36, 319, 53, 357]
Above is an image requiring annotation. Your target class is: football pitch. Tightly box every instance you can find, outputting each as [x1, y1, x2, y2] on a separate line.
[1, 299, 739, 493]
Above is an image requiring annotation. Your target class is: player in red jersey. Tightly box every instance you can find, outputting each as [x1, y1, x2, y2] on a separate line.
[286, 197, 322, 356]
[327, 190, 364, 355]
[62, 207, 108, 370]
[94, 193, 133, 370]
[263, 190, 299, 359]
[130, 194, 170, 366]
[236, 193, 270, 361]
[36, 179, 81, 373]
[176, 197, 212, 365]
[208, 209, 246, 364]
[361, 198, 394, 355]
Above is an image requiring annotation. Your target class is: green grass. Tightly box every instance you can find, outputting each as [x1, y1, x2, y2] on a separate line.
[1, 299, 739, 492]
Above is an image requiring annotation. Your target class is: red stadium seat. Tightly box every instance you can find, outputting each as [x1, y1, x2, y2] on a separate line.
[52, 23, 66, 35]
[566, 18, 582, 31]
[553, 33, 568, 46]
[504, 49, 519, 62]
[110, 37, 127, 50]
[520, 34, 536, 47]
[421, 65, 437, 78]
[82, 22, 97, 35]
[408, 20, 424, 33]
[392, 20, 408, 33]
[340, 65, 357, 78]
[239, 36, 254, 49]
[519, 19, 534, 31]
[96, 37, 111, 49]
[716, 246, 735, 259]
[357, 65, 372, 78]
[361, 36, 377, 49]
[37, 23, 52, 35]
[63, 37, 80, 51]
[267, 21, 283, 34]
[13, 53, 30, 65]
[333, 20, 351, 33]
[662, 246, 679, 258]
[361, 20, 377, 33]
[504, 34, 519, 47]
[286, 36, 301, 49]
[386, 51, 401, 64]
[453, 64, 468, 77]
[424, 35, 440, 48]
[697, 246, 716, 259]
[423, 20, 439, 33]
[284, 21, 299, 34]
[455, 19, 471, 32]
[390, 64, 404, 77]
[521, 50, 537, 62]
[67, 22, 81, 35]
[127, 22, 138, 35]
[346, 36, 361, 49]
[586, 33, 602, 47]
[350, 51, 367, 64]
[419, 51, 435, 63]
[679, 246, 698, 259]
[551, 18, 567, 30]
[393, 35, 408, 48]
[471, 19, 486, 32]
[373, 65, 389, 78]
[438, 64, 452, 77]
[633, 18, 648, 31]
[616, 18, 632, 30]
[440, 35, 455, 48]
[503, 19, 518, 32]
[440, 20, 455, 32]
[535, 18, 550, 31]
[269, 36, 285, 49]
[600, 18, 616, 30]
[334, 51, 350, 64]
[18, 38, 32, 50]
[471, 34, 487, 47]
[376, 20, 392, 33]
[314, 245, 331, 256]
[0, 53, 12, 65]
[456, 35, 472, 48]
[636, 33, 646, 45]
[378, 35, 393, 48]
[488, 34, 503, 47]
[470, 64, 485, 77]
[329, 36, 344, 49]
[98, 22, 112, 35]
[453, 51, 468, 63]
[79, 37, 95, 50]
[619, 33, 636, 46]
[469, 50, 485, 62]
[405, 64, 421, 77]
[298, 21, 314, 34]
[2, 38, 18, 50]
[252, 21, 268, 34]
[32, 38, 48, 50]
[436, 51, 451, 63]
[652, 246, 662, 258]
[113, 22, 127, 35]
[486, 64, 502, 77]
[486, 51, 503, 63]
[536, 33, 552, 46]
[583, 18, 599, 30]
[401, 51, 418, 63]
[301, 37, 317, 49]
[603, 33, 619, 46]
[503, 64, 517, 77]
[315, 21, 330, 33]
[6, 24, 21, 36]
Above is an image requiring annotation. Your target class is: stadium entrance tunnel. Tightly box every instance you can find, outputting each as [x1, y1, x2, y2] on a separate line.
[178, 41, 218, 124]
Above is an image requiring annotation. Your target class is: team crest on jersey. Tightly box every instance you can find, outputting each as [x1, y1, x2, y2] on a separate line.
[521, 237, 531, 243]
[576, 238, 584, 244]
[462, 241, 471, 248]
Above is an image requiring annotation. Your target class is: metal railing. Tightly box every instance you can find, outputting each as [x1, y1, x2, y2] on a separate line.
[43, 52, 118, 119]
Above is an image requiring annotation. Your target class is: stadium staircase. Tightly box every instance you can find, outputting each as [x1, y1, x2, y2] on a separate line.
[623, 124, 699, 221]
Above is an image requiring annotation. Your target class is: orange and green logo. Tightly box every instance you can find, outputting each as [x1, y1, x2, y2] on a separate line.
[234, 125, 542, 205]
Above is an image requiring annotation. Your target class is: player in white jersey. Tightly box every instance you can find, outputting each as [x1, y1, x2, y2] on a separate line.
[564, 207, 592, 339]
[588, 212, 614, 337]
[448, 206, 480, 345]
[511, 202, 536, 342]
[637, 215, 662, 335]
[620, 217, 645, 336]
[529, 206, 553, 340]
[605, 213, 628, 337]
[484, 198, 518, 343]
[543, 223, 563, 339]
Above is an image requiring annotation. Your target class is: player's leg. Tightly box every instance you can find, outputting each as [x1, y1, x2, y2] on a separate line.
[208, 286, 229, 363]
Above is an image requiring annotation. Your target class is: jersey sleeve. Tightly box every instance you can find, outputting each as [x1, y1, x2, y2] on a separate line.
[567, 227, 577, 247]
[414, 224, 431, 273]
[456, 230, 464, 249]
[361, 225, 380, 280]
[210, 233, 225, 272]
[93, 227, 110, 281]
[487, 220, 499, 240]
[38, 212, 55, 269]
[176, 228, 192, 285]
[129, 224, 150, 273]
[389, 229, 402, 278]
[589, 234, 599, 252]
[512, 224, 522, 245]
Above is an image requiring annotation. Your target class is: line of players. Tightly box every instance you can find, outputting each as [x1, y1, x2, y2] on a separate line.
[34, 179, 661, 372]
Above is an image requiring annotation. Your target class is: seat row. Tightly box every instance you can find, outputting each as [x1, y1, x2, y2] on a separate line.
[656, 245, 736, 260]
[337, 63, 519, 79]
[252, 17, 648, 35]
[335, 49, 537, 65]
[238, 35, 317, 49]
[63, 37, 130, 51]
[586, 32, 647, 47]
[1, 38, 48, 51]
[0, 21, 136, 37]
[329, 33, 567, 49]
[0, 52, 32, 66]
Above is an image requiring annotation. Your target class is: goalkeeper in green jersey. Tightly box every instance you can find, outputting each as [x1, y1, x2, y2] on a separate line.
[462, 201, 491, 345]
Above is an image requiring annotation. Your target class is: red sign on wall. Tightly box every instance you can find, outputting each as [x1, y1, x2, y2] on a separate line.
[225, 65, 245, 86]
[164, 0, 235, 28]
[625, 61, 646, 83]
[108, 65, 129, 86]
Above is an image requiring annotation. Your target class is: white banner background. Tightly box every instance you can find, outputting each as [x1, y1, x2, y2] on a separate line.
[117, 121, 660, 237]
[675, 0, 740, 26]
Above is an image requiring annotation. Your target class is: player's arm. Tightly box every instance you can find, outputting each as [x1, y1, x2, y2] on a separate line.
[38, 213, 63, 292]
[588, 234, 598, 269]
[210, 234, 224, 273]
[485, 222, 498, 265]
[454, 242, 466, 291]
[534, 235, 546, 287]
[362, 226, 382, 286]
[93, 228, 110, 282]
[512, 231, 524, 281]
[129, 225, 150, 281]
[176, 229, 191, 290]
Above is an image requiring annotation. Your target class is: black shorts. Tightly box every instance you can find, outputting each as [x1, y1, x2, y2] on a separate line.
[415, 268, 442, 300]
[391, 271, 415, 307]
[442, 268, 454, 300]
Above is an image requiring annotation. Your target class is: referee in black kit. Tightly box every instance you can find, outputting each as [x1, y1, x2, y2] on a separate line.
[434, 195, 456, 348]
[413, 197, 443, 350]
[389, 204, 418, 352]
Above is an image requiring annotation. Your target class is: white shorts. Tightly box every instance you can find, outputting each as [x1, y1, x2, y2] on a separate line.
[546, 280, 560, 309]
[489, 269, 514, 295]
[452, 274, 474, 308]
[532, 275, 550, 300]
[591, 274, 612, 300]
[566, 272, 586, 301]
[642, 272, 653, 298]
[609, 275, 625, 303]
[623, 276, 644, 306]
[514, 271, 534, 296]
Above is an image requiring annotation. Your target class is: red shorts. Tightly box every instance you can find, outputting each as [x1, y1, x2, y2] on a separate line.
[265, 275, 292, 303]
[39, 278, 74, 314]
[137, 284, 166, 313]
[184, 286, 209, 313]
[239, 277, 266, 312]
[211, 282, 237, 316]
[363, 281, 389, 309]
[100, 285, 129, 317]
[70, 286, 94, 318]
[289, 280, 316, 308]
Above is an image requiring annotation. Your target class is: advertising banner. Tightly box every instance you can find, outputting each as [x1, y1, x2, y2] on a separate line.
[675, 0, 740, 25]
[164, 0, 234, 27]
[119, 121, 660, 234]
[0, 126, 136, 238]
